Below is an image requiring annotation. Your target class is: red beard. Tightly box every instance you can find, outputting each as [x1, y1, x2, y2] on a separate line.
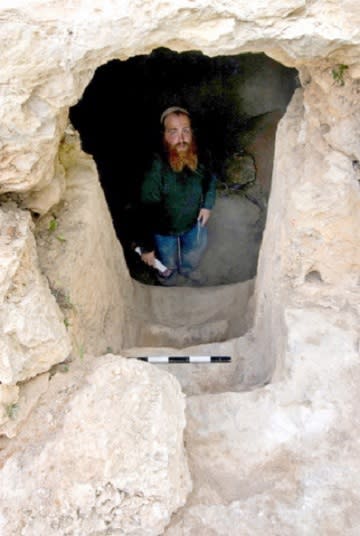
[163, 139, 198, 172]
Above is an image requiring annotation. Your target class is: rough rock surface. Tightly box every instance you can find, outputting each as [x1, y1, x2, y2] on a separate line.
[35, 127, 137, 356]
[0, 356, 191, 535]
[0, 1, 359, 198]
[0, 207, 70, 384]
[0, 207, 71, 385]
[123, 332, 263, 397]
[131, 277, 255, 349]
[0, 204, 71, 433]
[165, 307, 360, 534]
[0, 0, 359, 534]
[254, 72, 360, 380]
[129, 69, 359, 533]
[0, 373, 49, 439]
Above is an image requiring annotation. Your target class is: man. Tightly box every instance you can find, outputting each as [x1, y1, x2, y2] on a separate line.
[139, 106, 216, 285]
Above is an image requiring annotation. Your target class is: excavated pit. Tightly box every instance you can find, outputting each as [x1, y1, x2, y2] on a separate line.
[59, 49, 298, 393]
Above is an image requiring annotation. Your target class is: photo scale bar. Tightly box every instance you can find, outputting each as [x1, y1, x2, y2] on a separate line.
[137, 356, 231, 364]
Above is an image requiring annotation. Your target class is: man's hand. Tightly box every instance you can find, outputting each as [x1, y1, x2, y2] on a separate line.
[141, 250, 156, 267]
[198, 208, 211, 226]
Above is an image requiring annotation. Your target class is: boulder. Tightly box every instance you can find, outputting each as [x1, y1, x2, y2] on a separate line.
[0, 356, 191, 535]
[0, 205, 71, 388]
[166, 307, 360, 534]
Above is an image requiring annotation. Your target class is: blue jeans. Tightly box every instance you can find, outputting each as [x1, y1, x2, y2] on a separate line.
[154, 222, 208, 277]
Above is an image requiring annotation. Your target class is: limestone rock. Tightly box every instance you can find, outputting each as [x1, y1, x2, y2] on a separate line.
[166, 307, 360, 534]
[0, 356, 191, 535]
[123, 334, 259, 397]
[131, 277, 254, 349]
[35, 127, 136, 356]
[0, 373, 49, 439]
[0, 384, 19, 428]
[254, 73, 360, 380]
[0, 2, 359, 534]
[21, 156, 67, 216]
[0, 205, 71, 386]
[0, 1, 359, 197]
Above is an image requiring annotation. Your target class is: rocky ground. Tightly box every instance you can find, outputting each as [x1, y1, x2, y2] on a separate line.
[0, 1, 359, 534]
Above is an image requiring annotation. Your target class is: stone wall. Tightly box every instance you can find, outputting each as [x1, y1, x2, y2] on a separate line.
[0, 204, 71, 435]
[35, 127, 138, 357]
[254, 65, 360, 378]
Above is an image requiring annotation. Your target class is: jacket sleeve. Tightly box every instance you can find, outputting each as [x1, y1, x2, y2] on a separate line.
[202, 171, 217, 210]
[139, 157, 163, 252]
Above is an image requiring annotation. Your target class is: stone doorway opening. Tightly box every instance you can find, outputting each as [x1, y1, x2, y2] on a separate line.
[31, 48, 300, 395]
[70, 48, 298, 287]
[63, 49, 299, 393]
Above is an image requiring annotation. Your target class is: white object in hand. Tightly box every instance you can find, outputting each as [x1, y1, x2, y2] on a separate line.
[135, 247, 172, 277]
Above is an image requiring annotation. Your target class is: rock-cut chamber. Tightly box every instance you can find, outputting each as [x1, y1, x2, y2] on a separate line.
[70, 49, 298, 288]
[29, 48, 300, 389]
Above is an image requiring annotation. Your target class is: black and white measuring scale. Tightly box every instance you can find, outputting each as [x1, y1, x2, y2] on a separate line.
[137, 356, 231, 364]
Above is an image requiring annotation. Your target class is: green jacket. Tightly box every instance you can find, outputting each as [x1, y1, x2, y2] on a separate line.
[141, 154, 217, 249]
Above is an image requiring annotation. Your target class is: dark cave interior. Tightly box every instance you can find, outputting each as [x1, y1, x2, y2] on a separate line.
[70, 48, 298, 284]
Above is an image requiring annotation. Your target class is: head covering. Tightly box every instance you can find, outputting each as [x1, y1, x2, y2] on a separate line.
[160, 106, 190, 125]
